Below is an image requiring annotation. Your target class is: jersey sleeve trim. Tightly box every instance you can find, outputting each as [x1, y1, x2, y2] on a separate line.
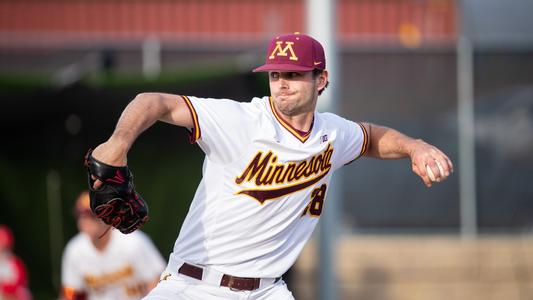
[182, 95, 201, 143]
[61, 286, 87, 300]
[357, 122, 369, 159]
[345, 122, 369, 165]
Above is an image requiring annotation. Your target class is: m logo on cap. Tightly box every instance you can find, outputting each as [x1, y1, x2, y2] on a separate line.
[252, 33, 325, 72]
[269, 41, 298, 61]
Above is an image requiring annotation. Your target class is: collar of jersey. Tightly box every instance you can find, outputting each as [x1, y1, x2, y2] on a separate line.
[269, 97, 314, 143]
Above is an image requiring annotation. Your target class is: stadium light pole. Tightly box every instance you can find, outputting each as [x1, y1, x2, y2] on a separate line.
[47, 169, 64, 290]
[142, 35, 162, 80]
[457, 0, 478, 239]
[307, 0, 340, 299]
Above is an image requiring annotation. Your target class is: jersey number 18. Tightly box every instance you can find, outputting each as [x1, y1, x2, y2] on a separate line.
[301, 184, 327, 217]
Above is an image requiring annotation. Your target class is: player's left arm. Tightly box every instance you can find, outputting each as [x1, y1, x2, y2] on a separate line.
[60, 286, 87, 300]
[146, 277, 159, 293]
[133, 232, 166, 294]
[361, 122, 453, 187]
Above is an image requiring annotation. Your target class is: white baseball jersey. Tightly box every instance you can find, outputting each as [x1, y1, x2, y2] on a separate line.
[169, 96, 368, 278]
[61, 230, 166, 300]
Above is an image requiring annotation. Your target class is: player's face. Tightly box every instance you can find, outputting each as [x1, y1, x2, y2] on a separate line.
[269, 71, 321, 116]
[76, 212, 108, 239]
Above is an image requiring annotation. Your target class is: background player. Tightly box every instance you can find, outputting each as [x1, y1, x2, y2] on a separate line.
[0, 225, 32, 300]
[88, 33, 452, 299]
[60, 191, 166, 300]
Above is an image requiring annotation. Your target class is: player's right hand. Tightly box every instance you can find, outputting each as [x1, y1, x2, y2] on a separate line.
[408, 139, 453, 187]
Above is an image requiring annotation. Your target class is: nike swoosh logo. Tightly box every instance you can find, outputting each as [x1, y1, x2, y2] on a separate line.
[237, 171, 329, 204]
[314, 61, 322, 65]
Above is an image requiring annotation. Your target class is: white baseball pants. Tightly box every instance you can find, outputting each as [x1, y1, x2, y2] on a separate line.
[143, 272, 295, 300]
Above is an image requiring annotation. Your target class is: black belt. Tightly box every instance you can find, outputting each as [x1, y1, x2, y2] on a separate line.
[178, 262, 280, 291]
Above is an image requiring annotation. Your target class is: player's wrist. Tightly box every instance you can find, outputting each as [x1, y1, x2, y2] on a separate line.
[108, 133, 133, 154]
[403, 138, 425, 158]
[91, 136, 130, 167]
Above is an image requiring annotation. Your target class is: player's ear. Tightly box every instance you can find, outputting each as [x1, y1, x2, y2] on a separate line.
[318, 70, 328, 88]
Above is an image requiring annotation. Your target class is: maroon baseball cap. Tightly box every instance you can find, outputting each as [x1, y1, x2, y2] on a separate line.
[253, 33, 326, 72]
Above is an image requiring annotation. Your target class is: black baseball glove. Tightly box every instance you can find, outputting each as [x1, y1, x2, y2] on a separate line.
[84, 149, 149, 234]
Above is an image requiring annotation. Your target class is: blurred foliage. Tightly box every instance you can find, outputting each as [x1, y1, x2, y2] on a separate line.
[0, 72, 55, 91]
[0, 61, 269, 92]
[84, 64, 239, 90]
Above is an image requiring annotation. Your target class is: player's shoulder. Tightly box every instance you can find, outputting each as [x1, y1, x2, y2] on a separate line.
[63, 233, 90, 255]
[249, 96, 270, 107]
[114, 230, 153, 246]
[316, 111, 356, 129]
[232, 96, 270, 114]
[218, 95, 269, 113]
[187, 95, 264, 107]
[187, 95, 267, 117]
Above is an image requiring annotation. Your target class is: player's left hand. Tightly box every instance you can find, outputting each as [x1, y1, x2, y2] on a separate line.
[408, 139, 453, 187]
[84, 149, 149, 234]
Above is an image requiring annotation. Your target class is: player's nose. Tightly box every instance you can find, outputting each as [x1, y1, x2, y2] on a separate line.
[278, 77, 289, 89]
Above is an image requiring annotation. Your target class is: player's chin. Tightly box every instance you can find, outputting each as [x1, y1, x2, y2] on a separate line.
[278, 104, 299, 116]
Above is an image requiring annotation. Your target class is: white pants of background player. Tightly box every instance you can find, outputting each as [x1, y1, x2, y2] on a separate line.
[143, 272, 295, 300]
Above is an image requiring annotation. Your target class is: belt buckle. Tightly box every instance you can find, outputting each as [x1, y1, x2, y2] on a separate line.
[227, 276, 241, 291]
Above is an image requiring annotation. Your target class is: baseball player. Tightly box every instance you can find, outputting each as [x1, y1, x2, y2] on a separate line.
[60, 191, 166, 300]
[0, 225, 32, 300]
[88, 33, 453, 300]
